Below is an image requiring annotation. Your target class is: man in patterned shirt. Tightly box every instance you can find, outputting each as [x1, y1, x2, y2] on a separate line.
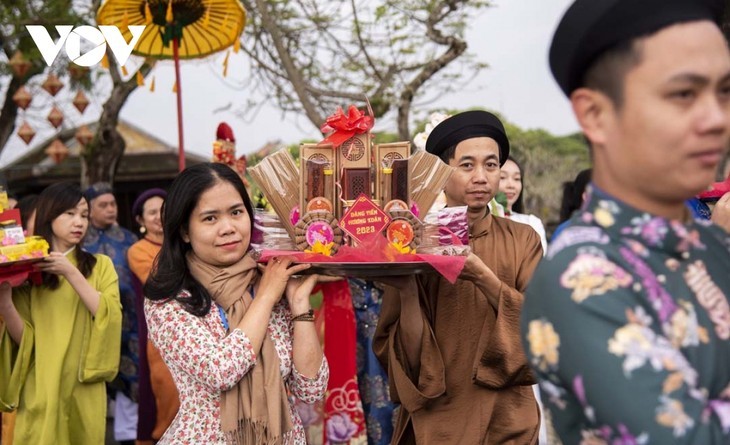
[521, 0, 730, 443]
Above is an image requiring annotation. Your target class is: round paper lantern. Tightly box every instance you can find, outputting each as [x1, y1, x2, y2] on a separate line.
[45, 139, 70, 164]
[12, 86, 32, 110]
[41, 73, 64, 97]
[17, 122, 36, 145]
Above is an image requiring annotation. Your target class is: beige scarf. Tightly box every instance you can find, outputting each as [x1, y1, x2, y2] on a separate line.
[186, 251, 294, 444]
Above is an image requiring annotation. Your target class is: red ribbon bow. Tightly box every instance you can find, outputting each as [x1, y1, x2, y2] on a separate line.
[319, 105, 374, 148]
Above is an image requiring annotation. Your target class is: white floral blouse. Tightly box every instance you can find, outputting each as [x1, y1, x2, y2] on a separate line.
[145, 291, 329, 444]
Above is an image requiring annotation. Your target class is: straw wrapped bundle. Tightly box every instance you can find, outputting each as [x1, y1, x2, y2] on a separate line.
[249, 150, 300, 240]
[409, 150, 455, 214]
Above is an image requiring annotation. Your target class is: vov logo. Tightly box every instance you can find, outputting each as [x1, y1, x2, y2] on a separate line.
[26, 25, 146, 67]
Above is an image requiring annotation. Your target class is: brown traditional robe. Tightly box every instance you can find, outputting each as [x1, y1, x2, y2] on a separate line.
[374, 213, 544, 444]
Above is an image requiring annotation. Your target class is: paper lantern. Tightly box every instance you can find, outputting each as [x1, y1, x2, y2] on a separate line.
[41, 73, 64, 97]
[17, 122, 36, 145]
[72, 90, 90, 114]
[47, 106, 64, 128]
[75, 125, 94, 146]
[45, 139, 69, 164]
[9, 51, 31, 78]
[12, 86, 32, 110]
[68, 65, 89, 81]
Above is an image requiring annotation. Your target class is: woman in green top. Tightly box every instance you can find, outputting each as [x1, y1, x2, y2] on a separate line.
[0, 182, 122, 445]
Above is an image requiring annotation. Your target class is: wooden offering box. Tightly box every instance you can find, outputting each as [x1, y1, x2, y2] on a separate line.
[374, 142, 411, 205]
[337, 134, 372, 202]
[300, 143, 337, 215]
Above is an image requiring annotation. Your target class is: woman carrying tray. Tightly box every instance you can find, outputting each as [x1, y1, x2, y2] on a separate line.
[144, 163, 329, 444]
[0, 182, 123, 445]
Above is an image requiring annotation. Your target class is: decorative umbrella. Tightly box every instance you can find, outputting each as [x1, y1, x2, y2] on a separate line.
[97, 0, 246, 171]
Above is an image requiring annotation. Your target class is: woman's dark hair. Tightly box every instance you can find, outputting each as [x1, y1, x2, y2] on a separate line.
[505, 156, 525, 214]
[16, 194, 38, 231]
[559, 169, 592, 223]
[145, 163, 255, 316]
[34, 182, 97, 289]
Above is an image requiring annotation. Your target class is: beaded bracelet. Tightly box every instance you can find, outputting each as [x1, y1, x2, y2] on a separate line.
[291, 308, 315, 322]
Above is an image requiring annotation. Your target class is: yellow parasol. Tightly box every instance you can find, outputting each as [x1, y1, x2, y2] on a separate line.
[97, 0, 246, 170]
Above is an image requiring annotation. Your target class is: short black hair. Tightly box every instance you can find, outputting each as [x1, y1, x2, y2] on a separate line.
[145, 163, 255, 316]
[582, 36, 645, 107]
[438, 144, 458, 164]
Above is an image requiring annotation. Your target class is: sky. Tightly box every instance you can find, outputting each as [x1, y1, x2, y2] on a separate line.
[0, 0, 577, 168]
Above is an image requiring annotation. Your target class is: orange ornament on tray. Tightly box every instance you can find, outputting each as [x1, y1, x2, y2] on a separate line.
[306, 197, 334, 213]
[386, 219, 415, 247]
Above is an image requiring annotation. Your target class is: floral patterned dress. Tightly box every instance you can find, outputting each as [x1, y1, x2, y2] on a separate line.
[145, 292, 329, 444]
[521, 186, 730, 444]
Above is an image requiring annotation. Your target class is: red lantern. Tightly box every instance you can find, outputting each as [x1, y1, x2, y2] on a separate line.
[42, 73, 64, 97]
[17, 122, 36, 145]
[9, 51, 31, 78]
[75, 125, 94, 146]
[47, 106, 64, 128]
[72, 90, 90, 114]
[45, 139, 70, 164]
[12, 86, 32, 110]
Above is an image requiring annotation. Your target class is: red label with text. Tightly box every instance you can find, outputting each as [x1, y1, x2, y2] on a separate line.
[339, 194, 390, 243]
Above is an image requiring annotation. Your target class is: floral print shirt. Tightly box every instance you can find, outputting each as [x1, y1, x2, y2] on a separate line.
[521, 186, 730, 444]
[145, 292, 329, 444]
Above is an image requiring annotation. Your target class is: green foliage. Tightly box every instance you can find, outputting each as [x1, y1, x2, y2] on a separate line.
[508, 125, 590, 228]
[373, 132, 402, 144]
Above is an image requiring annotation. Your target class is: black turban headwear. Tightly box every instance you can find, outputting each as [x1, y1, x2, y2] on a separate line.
[425, 110, 510, 167]
[83, 182, 114, 203]
[549, 0, 723, 97]
[132, 188, 167, 218]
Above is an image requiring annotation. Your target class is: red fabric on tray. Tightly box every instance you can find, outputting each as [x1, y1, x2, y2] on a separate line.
[0, 261, 42, 287]
[258, 236, 466, 284]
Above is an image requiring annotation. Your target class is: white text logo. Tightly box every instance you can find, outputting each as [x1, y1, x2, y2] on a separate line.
[26, 25, 145, 67]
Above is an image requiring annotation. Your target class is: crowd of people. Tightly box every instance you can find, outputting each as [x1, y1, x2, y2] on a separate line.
[2, 0, 730, 444]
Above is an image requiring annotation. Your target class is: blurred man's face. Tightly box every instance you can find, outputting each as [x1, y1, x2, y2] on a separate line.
[89, 193, 118, 228]
[594, 21, 730, 211]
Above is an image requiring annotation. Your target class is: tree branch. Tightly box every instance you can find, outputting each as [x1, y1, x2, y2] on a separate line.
[251, 0, 325, 127]
[396, 0, 468, 139]
[350, 0, 383, 81]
